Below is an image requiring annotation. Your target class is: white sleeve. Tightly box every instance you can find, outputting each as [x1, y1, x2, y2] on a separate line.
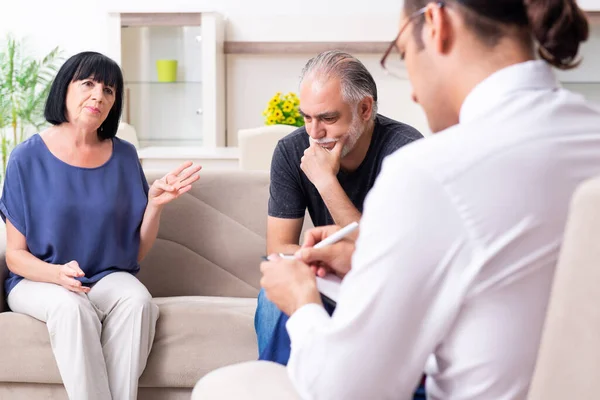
[286, 155, 472, 400]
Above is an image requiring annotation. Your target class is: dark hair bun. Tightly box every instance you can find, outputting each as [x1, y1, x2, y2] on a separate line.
[524, 0, 589, 69]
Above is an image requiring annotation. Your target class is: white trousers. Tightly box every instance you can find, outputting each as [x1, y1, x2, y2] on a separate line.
[7, 271, 160, 400]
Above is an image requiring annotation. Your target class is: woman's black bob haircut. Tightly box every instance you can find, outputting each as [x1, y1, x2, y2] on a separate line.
[44, 51, 124, 140]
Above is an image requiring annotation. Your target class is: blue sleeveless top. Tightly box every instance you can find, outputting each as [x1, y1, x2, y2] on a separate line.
[0, 134, 149, 296]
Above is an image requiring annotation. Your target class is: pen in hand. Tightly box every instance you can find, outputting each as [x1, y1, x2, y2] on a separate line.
[262, 221, 359, 261]
[312, 221, 359, 249]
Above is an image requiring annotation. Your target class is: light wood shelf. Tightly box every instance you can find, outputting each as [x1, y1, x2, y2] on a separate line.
[224, 41, 390, 55]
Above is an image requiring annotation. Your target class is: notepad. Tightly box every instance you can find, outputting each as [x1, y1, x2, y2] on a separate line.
[316, 274, 341, 303]
[266, 253, 342, 305]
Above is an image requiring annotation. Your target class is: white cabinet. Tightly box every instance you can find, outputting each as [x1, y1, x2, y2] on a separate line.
[108, 12, 228, 171]
[121, 24, 204, 146]
[110, 12, 226, 149]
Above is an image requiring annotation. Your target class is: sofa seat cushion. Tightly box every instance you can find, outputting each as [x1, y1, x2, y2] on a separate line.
[0, 296, 258, 388]
[141, 296, 258, 388]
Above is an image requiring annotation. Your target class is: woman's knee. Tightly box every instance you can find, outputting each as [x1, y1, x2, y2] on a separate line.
[118, 292, 158, 318]
[47, 290, 101, 329]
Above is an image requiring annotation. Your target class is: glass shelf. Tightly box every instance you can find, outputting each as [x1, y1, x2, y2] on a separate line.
[139, 139, 204, 147]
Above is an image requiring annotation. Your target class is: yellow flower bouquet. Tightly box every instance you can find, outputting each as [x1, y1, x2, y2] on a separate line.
[262, 92, 304, 127]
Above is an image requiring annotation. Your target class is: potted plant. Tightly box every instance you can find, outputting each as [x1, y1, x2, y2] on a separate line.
[0, 34, 61, 179]
[262, 92, 304, 128]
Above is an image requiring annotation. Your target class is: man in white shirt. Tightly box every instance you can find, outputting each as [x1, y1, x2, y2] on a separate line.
[193, 0, 600, 399]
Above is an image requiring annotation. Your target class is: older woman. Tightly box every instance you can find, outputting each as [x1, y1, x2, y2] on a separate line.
[0, 51, 200, 400]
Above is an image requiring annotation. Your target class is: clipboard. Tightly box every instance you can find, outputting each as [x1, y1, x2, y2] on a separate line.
[316, 274, 340, 307]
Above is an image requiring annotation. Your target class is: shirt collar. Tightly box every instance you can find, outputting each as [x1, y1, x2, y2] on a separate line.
[459, 60, 560, 124]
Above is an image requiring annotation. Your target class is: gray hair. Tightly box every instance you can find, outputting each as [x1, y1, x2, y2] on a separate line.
[299, 50, 378, 120]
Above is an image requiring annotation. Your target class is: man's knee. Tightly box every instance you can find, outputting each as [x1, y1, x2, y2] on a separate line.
[255, 289, 282, 328]
[257, 289, 279, 312]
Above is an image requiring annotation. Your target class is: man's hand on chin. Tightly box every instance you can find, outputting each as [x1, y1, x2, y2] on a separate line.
[260, 255, 323, 316]
[300, 136, 348, 191]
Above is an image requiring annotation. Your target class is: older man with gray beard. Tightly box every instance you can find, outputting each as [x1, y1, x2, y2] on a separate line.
[255, 50, 423, 370]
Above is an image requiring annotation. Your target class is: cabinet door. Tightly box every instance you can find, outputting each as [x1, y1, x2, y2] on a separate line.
[121, 20, 204, 146]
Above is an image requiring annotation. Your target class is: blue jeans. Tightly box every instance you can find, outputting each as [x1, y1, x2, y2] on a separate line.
[255, 288, 338, 364]
[254, 288, 282, 357]
[254, 288, 427, 398]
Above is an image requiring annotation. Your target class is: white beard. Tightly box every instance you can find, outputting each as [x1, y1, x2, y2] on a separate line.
[309, 112, 365, 158]
[341, 113, 364, 158]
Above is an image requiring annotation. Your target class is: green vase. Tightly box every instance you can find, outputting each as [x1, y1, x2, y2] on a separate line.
[156, 59, 178, 82]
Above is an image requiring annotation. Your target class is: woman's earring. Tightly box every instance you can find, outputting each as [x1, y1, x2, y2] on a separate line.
[100, 126, 104, 132]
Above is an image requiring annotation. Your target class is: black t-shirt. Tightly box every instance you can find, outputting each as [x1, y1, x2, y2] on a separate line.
[268, 114, 423, 227]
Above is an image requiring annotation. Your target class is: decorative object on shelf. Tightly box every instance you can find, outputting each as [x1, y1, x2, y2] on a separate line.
[156, 59, 178, 82]
[0, 34, 62, 178]
[262, 92, 304, 127]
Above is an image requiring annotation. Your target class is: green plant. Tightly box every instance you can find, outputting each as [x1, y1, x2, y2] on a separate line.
[0, 34, 62, 177]
[262, 91, 304, 127]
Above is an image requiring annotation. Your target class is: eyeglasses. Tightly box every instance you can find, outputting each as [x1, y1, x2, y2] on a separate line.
[380, 2, 445, 78]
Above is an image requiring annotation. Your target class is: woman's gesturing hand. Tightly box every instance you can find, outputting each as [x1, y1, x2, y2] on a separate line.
[148, 161, 202, 207]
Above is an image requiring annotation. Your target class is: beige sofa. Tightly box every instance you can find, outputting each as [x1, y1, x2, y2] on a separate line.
[0, 170, 274, 400]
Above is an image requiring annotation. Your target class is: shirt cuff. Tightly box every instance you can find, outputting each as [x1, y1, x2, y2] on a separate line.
[286, 303, 332, 349]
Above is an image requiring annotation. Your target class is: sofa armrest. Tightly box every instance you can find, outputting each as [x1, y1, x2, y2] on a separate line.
[528, 177, 600, 399]
[0, 227, 7, 313]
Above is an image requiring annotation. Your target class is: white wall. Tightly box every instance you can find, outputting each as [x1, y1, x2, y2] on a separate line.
[2, 0, 112, 58]
[1, 0, 407, 145]
[580, 0, 600, 11]
[226, 22, 600, 145]
[4, 0, 599, 57]
[2, 0, 403, 59]
[3, 0, 600, 146]
[226, 54, 429, 145]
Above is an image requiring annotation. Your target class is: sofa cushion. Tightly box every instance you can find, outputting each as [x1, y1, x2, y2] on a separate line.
[0, 296, 258, 388]
[0, 312, 58, 384]
[141, 296, 258, 388]
[138, 171, 270, 299]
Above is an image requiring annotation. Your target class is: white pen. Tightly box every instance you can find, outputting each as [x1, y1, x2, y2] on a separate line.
[313, 221, 359, 249]
[264, 221, 359, 261]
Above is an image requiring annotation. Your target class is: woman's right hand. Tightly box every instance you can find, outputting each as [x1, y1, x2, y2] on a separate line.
[55, 261, 90, 293]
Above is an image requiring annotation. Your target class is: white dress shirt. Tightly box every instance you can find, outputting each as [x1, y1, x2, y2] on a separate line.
[286, 61, 600, 400]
